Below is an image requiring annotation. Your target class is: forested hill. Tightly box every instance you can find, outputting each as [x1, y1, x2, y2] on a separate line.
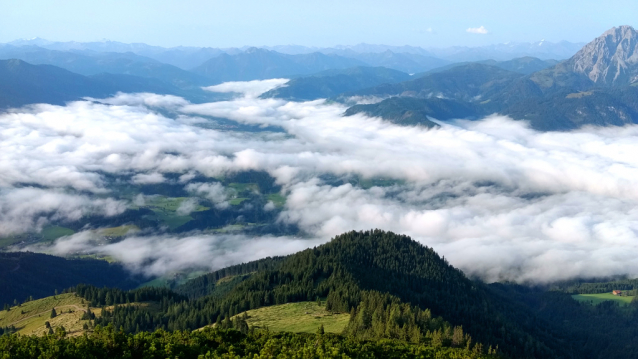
[202, 230, 571, 358]
[66, 230, 570, 358]
[14, 230, 638, 358]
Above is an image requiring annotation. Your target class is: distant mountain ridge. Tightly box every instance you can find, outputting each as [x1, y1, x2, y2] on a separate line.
[0, 59, 214, 108]
[192, 48, 366, 84]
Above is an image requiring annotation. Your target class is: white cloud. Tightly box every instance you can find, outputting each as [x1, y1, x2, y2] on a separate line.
[203, 78, 289, 98]
[467, 26, 489, 34]
[5, 80, 638, 283]
[41, 231, 324, 277]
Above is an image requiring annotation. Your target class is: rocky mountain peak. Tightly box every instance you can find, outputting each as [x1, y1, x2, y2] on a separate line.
[569, 25, 638, 85]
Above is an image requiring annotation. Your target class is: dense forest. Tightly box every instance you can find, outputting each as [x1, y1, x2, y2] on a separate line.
[0, 325, 497, 359]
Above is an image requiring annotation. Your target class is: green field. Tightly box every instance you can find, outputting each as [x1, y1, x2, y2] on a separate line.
[98, 225, 139, 237]
[131, 196, 210, 230]
[266, 193, 286, 207]
[40, 226, 75, 241]
[572, 292, 635, 306]
[228, 183, 259, 194]
[229, 197, 249, 205]
[232, 302, 350, 334]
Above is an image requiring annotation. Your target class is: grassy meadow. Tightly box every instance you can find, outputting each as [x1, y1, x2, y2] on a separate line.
[572, 292, 635, 306]
[233, 301, 350, 334]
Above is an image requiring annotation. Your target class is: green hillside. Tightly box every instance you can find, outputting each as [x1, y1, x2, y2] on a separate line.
[233, 301, 350, 333]
[572, 292, 635, 306]
[0, 293, 96, 337]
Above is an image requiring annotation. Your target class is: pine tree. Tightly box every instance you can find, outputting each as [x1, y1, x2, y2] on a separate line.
[50, 308, 57, 318]
[317, 324, 325, 335]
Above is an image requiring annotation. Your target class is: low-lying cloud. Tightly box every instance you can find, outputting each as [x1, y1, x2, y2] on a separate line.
[4, 79, 638, 283]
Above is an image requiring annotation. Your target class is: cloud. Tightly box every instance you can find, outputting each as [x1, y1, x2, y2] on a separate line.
[467, 26, 489, 34]
[185, 182, 230, 208]
[39, 231, 324, 277]
[5, 80, 638, 283]
[132, 172, 166, 184]
[203, 79, 289, 98]
[0, 187, 126, 236]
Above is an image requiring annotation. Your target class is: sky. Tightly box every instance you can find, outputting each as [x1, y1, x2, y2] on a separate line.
[2, 0, 638, 48]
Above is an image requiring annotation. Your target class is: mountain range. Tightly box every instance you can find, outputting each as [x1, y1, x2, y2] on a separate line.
[2, 26, 638, 130]
[337, 25, 638, 130]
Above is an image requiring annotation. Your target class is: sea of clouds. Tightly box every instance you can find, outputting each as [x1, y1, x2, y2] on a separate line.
[3, 78, 638, 283]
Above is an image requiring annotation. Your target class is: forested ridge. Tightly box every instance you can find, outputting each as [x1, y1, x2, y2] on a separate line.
[54, 230, 565, 357]
[3, 230, 638, 358]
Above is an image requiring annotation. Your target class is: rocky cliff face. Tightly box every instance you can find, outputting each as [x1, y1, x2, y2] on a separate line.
[568, 25, 638, 85]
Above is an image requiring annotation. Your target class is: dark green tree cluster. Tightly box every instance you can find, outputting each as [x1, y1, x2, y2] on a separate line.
[176, 256, 285, 298]
[343, 290, 475, 350]
[0, 251, 143, 306]
[552, 277, 638, 295]
[489, 284, 638, 359]
[73, 284, 186, 306]
[0, 324, 497, 359]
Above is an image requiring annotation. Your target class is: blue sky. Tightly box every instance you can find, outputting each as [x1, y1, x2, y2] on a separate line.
[2, 0, 638, 48]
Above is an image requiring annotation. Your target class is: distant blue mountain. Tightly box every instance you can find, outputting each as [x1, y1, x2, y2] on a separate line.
[191, 48, 366, 84]
[0, 45, 211, 89]
[0, 59, 215, 109]
[260, 66, 412, 101]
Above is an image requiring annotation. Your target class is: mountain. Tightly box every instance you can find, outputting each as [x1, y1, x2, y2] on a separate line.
[331, 50, 451, 73]
[335, 27, 638, 131]
[0, 45, 211, 89]
[0, 251, 143, 306]
[0, 59, 122, 108]
[96, 230, 577, 357]
[5, 38, 241, 70]
[419, 57, 559, 77]
[338, 63, 523, 103]
[260, 66, 412, 101]
[191, 48, 367, 83]
[529, 26, 638, 93]
[344, 97, 481, 127]
[0, 59, 205, 108]
[495, 56, 560, 75]
[504, 86, 638, 130]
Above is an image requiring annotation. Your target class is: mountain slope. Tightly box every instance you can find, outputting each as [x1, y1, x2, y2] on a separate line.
[260, 66, 412, 101]
[0, 59, 119, 108]
[0, 59, 187, 108]
[344, 96, 481, 126]
[338, 63, 523, 103]
[0, 59, 222, 108]
[192, 48, 365, 83]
